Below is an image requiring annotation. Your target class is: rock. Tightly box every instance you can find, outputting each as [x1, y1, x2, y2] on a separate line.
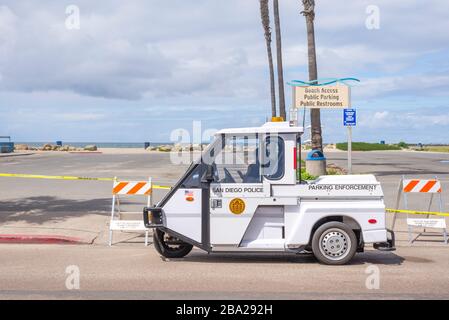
[157, 145, 172, 152]
[84, 145, 98, 151]
[14, 144, 29, 151]
[60, 145, 70, 152]
[173, 144, 184, 152]
[183, 145, 194, 152]
[42, 144, 53, 151]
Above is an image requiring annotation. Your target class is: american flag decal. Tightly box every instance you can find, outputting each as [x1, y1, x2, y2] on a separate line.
[185, 190, 194, 202]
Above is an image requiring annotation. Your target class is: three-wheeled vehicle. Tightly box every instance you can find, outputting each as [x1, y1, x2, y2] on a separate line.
[143, 120, 394, 265]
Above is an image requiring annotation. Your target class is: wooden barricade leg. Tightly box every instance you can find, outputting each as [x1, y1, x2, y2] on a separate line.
[109, 194, 116, 246]
[403, 184, 414, 244]
[437, 188, 448, 244]
[144, 178, 152, 247]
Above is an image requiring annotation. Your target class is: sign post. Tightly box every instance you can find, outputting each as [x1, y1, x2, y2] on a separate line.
[343, 108, 356, 174]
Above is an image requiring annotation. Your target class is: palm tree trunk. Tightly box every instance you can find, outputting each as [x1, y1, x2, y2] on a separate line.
[301, 0, 323, 152]
[273, 0, 286, 120]
[260, 0, 277, 118]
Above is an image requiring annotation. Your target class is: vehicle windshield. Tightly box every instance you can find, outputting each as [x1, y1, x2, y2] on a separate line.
[180, 133, 285, 188]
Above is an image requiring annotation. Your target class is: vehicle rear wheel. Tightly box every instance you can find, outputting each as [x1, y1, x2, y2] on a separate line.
[153, 229, 193, 259]
[311, 222, 357, 265]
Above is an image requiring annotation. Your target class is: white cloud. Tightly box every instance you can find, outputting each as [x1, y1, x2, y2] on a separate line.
[358, 108, 449, 130]
[373, 111, 389, 120]
[55, 113, 105, 121]
[0, 6, 18, 62]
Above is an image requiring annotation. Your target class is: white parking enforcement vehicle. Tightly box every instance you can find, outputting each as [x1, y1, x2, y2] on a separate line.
[143, 120, 395, 265]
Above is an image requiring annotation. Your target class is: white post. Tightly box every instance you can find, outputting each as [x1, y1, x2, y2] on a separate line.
[145, 177, 152, 247]
[109, 176, 118, 246]
[346, 88, 353, 175]
[347, 126, 352, 175]
[109, 195, 116, 247]
[391, 178, 403, 230]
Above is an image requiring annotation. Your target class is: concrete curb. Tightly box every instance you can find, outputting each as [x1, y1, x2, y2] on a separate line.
[0, 153, 35, 158]
[0, 234, 88, 245]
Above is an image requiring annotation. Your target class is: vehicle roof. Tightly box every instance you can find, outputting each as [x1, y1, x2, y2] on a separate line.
[215, 121, 304, 135]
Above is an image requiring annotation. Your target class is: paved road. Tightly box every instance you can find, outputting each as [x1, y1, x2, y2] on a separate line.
[0, 244, 448, 299]
[326, 150, 449, 181]
[1, 150, 449, 299]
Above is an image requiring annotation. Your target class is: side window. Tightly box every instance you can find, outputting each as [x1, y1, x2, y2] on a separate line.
[180, 138, 222, 188]
[262, 136, 284, 180]
[180, 163, 204, 188]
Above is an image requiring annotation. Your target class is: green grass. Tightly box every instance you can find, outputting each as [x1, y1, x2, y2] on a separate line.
[397, 141, 408, 148]
[422, 146, 449, 153]
[326, 168, 340, 175]
[336, 142, 401, 151]
[300, 168, 317, 181]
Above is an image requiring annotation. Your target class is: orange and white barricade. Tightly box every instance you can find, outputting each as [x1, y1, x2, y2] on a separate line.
[392, 176, 447, 244]
[109, 178, 152, 246]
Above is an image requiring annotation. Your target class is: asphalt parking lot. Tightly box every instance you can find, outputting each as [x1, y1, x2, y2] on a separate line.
[1, 150, 449, 299]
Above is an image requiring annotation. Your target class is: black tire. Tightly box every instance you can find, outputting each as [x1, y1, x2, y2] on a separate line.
[153, 229, 193, 259]
[311, 222, 357, 265]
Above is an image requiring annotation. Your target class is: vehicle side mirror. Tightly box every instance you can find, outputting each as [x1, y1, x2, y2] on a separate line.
[202, 164, 215, 182]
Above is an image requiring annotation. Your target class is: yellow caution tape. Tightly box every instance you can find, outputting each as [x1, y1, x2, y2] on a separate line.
[386, 208, 449, 217]
[0, 173, 113, 181]
[153, 185, 171, 190]
[0, 173, 171, 190]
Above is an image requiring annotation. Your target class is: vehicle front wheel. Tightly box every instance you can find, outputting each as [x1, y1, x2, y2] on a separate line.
[311, 222, 358, 265]
[153, 229, 193, 259]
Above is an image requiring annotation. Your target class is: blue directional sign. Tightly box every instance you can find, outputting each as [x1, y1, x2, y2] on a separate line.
[343, 109, 357, 126]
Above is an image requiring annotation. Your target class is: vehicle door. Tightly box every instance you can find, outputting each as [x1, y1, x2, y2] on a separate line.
[209, 134, 271, 245]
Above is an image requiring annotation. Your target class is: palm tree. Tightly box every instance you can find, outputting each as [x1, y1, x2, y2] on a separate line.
[273, 0, 286, 120]
[301, 0, 323, 152]
[259, 0, 277, 118]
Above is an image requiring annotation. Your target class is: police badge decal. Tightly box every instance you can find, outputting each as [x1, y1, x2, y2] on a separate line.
[229, 198, 245, 215]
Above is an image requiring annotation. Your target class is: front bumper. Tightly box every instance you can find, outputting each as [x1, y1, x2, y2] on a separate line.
[373, 229, 396, 251]
[143, 207, 164, 228]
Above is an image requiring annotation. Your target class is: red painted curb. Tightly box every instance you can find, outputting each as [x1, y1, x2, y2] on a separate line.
[0, 234, 87, 245]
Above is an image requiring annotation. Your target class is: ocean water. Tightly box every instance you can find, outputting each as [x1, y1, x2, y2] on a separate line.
[16, 142, 172, 149]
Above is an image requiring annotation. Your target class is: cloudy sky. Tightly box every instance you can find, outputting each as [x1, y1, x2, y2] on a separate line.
[1, 0, 448, 143]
